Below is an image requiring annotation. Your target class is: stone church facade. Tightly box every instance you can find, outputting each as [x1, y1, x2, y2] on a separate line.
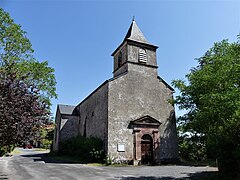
[53, 20, 178, 165]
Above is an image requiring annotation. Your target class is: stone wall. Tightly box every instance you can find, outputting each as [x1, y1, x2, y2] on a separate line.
[59, 115, 79, 142]
[113, 42, 127, 72]
[53, 109, 79, 152]
[114, 63, 128, 78]
[53, 108, 61, 151]
[127, 42, 157, 67]
[77, 82, 109, 150]
[108, 60, 178, 163]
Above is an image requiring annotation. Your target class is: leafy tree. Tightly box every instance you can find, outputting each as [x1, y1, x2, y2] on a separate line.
[34, 124, 55, 149]
[178, 130, 207, 162]
[0, 8, 57, 106]
[172, 37, 240, 174]
[0, 8, 57, 154]
[0, 68, 49, 153]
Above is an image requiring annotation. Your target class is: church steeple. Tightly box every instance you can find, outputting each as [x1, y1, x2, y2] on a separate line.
[124, 20, 150, 45]
[112, 20, 158, 78]
[112, 20, 157, 56]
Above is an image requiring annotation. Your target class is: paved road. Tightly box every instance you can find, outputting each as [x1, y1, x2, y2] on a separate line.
[0, 148, 218, 180]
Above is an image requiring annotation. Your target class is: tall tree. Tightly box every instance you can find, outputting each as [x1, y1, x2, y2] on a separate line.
[0, 8, 57, 106]
[0, 8, 57, 153]
[0, 68, 49, 152]
[172, 37, 240, 174]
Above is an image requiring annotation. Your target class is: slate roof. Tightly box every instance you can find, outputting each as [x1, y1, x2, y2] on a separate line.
[58, 104, 76, 115]
[124, 20, 150, 45]
[157, 76, 175, 92]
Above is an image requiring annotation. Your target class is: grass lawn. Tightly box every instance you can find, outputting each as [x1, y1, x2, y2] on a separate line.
[9, 148, 23, 155]
[34, 148, 50, 152]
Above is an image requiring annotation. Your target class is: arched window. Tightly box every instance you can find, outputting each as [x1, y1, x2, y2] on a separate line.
[138, 48, 147, 63]
[118, 52, 122, 67]
[141, 134, 152, 142]
[84, 117, 87, 137]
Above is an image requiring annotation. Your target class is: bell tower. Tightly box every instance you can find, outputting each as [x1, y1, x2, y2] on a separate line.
[111, 20, 159, 78]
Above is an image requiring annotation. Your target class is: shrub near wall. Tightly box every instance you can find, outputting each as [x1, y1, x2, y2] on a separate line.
[58, 135, 105, 163]
[0, 145, 15, 156]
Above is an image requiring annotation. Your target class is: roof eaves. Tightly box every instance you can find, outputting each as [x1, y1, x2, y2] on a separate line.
[157, 76, 175, 92]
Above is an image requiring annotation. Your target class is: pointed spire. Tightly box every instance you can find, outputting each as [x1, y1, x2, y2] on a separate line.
[111, 19, 158, 56]
[124, 19, 149, 44]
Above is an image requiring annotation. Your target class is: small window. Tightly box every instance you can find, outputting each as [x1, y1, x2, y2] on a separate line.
[138, 48, 147, 63]
[84, 117, 87, 137]
[118, 52, 122, 67]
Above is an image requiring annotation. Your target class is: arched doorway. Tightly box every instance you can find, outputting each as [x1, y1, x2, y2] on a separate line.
[141, 134, 153, 164]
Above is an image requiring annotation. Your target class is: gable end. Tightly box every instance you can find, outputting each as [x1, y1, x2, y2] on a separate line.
[130, 115, 161, 126]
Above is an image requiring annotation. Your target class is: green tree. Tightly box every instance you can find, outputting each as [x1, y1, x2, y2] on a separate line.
[172, 37, 240, 174]
[0, 8, 57, 154]
[0, 8, 57, 106]
[34, 124, 54, 149]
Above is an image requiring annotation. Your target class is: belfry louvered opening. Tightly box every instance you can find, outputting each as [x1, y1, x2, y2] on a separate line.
[138, 48, 147, 63]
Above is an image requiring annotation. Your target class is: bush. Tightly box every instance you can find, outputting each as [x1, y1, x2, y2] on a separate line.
[104, 155, 115, 165]
[0, 147, 5, 157]
[215, 143, 240, 175]
[90, 148, 105, 163]
[178, 133, 207, 162]
[42, 139, 52, 149]
[59, 135, 105, 163]
[0, 144, 15, 156]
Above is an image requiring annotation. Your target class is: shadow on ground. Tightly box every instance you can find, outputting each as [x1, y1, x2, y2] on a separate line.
[0, 173, 9, 180]
[21, 153, 80, 164]
[115, 171, 219, 180]
[20, 153, 219, 179]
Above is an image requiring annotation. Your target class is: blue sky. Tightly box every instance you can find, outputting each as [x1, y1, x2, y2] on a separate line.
[1, 0, 239, 117]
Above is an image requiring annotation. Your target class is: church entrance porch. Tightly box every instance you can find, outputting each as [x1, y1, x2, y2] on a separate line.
[130, 115, 161, 165]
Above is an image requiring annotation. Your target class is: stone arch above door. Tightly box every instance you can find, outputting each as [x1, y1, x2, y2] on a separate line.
[129, 115, 161, 165]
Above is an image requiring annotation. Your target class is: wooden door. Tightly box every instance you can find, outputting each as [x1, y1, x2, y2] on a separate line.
[141, 134, 153, 164]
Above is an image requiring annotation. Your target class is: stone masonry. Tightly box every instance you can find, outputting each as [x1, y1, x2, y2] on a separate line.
[53, 20, 179, 164]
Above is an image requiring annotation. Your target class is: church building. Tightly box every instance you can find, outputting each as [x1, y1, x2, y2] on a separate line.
[53, 20, 178, 165]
